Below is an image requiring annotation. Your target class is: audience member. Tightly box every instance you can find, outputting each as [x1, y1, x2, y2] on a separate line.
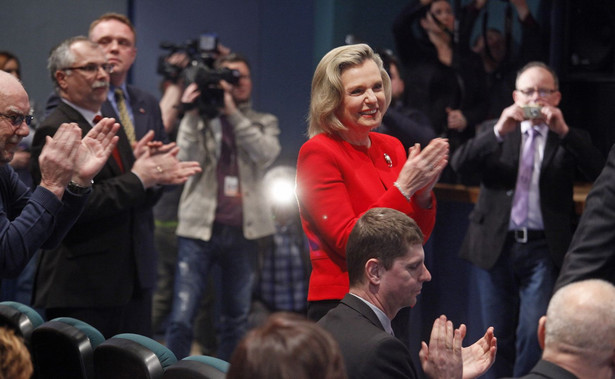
[507, 279, 615, 379]
[450, 61, 604, 377]
[166, 52, 280, 360]
[471, 0, 548, 121]
[375, 49, 435, 149]
[295, 43, 448, 326]
[152, 51, 218, 355]
[0, 52, 20, 79]
[318, 207, 496, 379]
[0, 70, 117, 278]
[554, 143, 615, 291]
[0, 51, 41, 305]
[0, 327, 33, 379]
[227, 312, 347, 379]
[30, 35, 200, 339]
[251, 165, 310, 326]
[392, 0, 487, 183]
[0, 51, 37, 188]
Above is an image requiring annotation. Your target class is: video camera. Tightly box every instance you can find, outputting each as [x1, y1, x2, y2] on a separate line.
[157, 33, 240, 118]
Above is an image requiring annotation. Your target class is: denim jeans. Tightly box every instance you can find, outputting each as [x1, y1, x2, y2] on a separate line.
[165, 224, 256, 360]
[476, 237, 557, 378]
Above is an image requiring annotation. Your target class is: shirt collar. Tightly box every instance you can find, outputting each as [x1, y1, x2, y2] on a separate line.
[349, 293, 394, 335]
[520, 120, 548, 136]
[61, 98, 99, 126]
[108, 82, 130, 104]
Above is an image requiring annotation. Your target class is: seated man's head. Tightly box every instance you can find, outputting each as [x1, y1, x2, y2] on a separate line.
[48, 36, 110, 112]
[347, 208, 431, 318]
[539, 279, 615, 378]
[0, 71, 31, 163]
[227, 312, 346, 379]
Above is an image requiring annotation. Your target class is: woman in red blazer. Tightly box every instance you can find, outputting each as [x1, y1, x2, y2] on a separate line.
[296, 43, 449, 320]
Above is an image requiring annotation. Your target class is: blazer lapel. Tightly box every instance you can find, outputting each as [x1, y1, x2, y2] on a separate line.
[341, 294, 386, 332]
[541, 131, 559, 170]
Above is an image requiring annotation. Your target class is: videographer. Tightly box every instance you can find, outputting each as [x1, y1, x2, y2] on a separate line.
[165, 53, 281, 361]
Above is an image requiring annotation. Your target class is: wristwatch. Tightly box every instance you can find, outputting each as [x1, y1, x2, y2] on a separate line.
[67, 180, 93, 195]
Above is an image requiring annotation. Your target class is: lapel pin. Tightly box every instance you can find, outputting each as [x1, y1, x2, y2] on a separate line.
[384, 153, 392, 168]
[139, 108, 146, 114]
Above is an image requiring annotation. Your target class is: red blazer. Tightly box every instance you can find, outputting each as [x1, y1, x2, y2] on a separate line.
[296, 132, 436, 301]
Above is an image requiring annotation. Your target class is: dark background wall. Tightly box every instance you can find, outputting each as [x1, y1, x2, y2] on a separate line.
[4, 1, 612, 161]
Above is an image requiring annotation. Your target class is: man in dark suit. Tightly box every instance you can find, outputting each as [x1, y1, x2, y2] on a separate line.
[507, 279, 615, 379]
[451, 61, 604, 377]
[554, 144, 615, 291]
[318, 207, 496, 379]
[0, 70, 118, 278]
[30, 36, 200, 339]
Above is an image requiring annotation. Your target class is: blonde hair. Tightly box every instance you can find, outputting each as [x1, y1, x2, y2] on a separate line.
[0, 327, 32, 379]
[307, 44, 391, 138]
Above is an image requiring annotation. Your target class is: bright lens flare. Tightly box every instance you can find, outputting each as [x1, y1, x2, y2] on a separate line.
[269, 178, 295, 206]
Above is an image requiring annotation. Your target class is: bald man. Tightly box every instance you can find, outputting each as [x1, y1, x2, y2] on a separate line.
[0, 70, 117, 277]
[507, 279, 615, 379]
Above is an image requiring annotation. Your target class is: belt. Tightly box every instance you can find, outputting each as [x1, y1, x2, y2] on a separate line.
[509, 228, 545, 243]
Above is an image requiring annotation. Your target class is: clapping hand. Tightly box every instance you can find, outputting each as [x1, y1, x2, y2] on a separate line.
[72, 117, 120, 186]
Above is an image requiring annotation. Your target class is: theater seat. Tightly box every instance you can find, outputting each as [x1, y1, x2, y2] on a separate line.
[0, 301, 44, 345]
[163, 355, 229, 379]
[30, 317, 105, 379]
[94, 333, 177, 379]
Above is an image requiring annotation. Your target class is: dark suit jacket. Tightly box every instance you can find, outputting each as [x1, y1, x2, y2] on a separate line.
[30, 95, 165, 309]
[502, 359, 579, 379]
[555, 144, 615, 291]
[451, 126, 604, 270]
[317, 294, 418, 379]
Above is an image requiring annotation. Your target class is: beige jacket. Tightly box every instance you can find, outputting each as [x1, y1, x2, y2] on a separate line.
[176, 102, 281, 241]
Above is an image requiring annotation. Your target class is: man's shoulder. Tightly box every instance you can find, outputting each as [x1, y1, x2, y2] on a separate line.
[241, 105, 277, 122]
[319, 298, 416, 379]
[40, 102, 83, 129]
[318, 296, 384, 338]
[126, 84, 159, 106]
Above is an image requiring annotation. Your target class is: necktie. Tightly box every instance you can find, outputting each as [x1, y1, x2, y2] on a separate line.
[114, 88, 136, 145]
[511, 127, 539, 226]
[94, 114, 124, 172]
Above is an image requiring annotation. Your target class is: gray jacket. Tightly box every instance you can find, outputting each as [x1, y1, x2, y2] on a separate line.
[176, 102, 281, 241]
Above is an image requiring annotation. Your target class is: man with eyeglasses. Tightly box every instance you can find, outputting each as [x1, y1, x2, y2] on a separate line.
[30, 35, 201, 339]
[0, 70, 118, 278]
[451, 61, 604, 377]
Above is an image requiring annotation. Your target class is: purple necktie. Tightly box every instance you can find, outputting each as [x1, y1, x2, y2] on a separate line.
[511, 127, 539, 226]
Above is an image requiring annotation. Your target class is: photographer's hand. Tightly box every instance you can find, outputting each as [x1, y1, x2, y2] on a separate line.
[179, 83, 201, 115]
[219, 80, 238, 116]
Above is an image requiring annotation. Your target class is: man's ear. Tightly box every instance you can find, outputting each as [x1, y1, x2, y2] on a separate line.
[537, 315, 547, 350]
[55, 70, 68, 91]
[365, 258, 381, 285]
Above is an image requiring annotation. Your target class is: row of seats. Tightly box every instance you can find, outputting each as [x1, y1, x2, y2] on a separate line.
[0, 301, 228, 379]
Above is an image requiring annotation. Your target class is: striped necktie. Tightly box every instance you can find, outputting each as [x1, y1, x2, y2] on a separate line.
[114, 88, 136, 145]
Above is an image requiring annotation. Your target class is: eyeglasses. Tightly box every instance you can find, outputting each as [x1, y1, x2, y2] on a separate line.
[0, 113, 33, 128]
[516, 88, 557, 97]
[62, 63, 113, 74]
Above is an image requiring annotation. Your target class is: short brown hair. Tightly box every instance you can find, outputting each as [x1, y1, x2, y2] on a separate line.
[89, 13, 136, 42]
[347, 208, 423, 287]
[307, 44, 391, 138]
[215, 52, 251, 71]
[227, 312, 346, 379]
